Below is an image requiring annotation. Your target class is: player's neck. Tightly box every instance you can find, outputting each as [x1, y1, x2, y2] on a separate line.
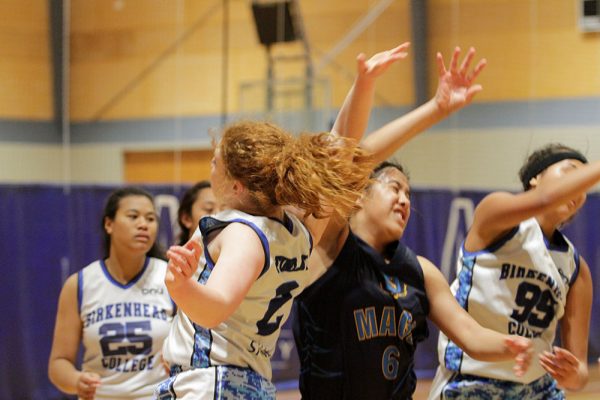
[104, 252, 146, 284]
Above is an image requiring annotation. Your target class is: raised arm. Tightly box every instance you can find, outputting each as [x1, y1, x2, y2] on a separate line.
[421, 256, 532, 375]
[539, 256, 592, 390]
[331, 42, 410, 141]
[362, 46, 486, 163]
[469, 160, 600, 249]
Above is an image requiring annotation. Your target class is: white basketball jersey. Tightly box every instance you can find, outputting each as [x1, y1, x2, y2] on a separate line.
[434, 217, 579, 386]
[79, 257, 175, 399]
[163, 209, 312, 380]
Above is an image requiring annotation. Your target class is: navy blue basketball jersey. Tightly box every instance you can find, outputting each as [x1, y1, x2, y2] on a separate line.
[293, 231, 429, 399]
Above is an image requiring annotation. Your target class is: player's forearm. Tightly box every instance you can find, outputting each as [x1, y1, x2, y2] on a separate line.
[48, 359, 80, 395]
[361, 99, 446, 163]
[167, 279, 232, 328]
[332, 76, 376, 141]
[444, 317, 516, 362]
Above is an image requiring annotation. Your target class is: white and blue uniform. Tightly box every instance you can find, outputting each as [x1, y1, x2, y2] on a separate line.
[158, 209, 312, 399]
[79, 257, 175, 399]
[429, 217, 580, 399]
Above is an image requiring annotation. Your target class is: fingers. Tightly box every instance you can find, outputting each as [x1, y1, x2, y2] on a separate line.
[184, 236, 203, 252]
[468, 58, 487, 83]
[436, 52, 447, 77]
[465, 84, 483, 103]
[167, 246, 198, 278]
[78, 372, 101, 399]
[505, 336, 533, 377]
[438, 46, 486, 82]
[551, 346, 579, 365]
[539, 348, 579, 381]
[505, 335, 532, 353]
[449, 46, 461, 74]
[388, 41, 410, 59]
[391, 41, 411, 53]
[356, 52, 367, 73]
[459, 47, 475, 76]
[540, 351, 561, 378]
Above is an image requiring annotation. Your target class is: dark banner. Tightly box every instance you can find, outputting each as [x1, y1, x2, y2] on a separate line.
[0, 185, 597, 399]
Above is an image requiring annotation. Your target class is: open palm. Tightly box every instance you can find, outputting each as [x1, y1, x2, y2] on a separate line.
[435, 46, 487, 113]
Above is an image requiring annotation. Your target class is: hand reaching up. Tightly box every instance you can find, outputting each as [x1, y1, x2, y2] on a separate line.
[434, 46, 487, 114]
[357, 42, 410, 82]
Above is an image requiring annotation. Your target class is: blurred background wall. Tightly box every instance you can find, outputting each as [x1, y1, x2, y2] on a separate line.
[1, 0, 599, 189]
[1, 1, 600, 398]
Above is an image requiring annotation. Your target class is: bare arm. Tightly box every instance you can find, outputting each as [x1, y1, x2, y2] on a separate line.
[302, 44, 411, 271]
[539, 257, 592, 390]
[469, 160, 600, 249]
[331, 43, 410, 141]
[165, 224, 265, 328]
[421, 256, 531, 374]
[48, 274, 101, 399]
[362, 47, 487, 163]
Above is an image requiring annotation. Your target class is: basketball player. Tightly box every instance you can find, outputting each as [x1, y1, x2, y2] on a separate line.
[293, 47, 533, 399]
[428, 143, 595, 399]
[153, 44, 409, 400]
[176, 181, 218, 245]
[48, 187, 176, 400]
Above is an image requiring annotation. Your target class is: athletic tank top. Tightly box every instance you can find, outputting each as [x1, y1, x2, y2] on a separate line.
[294, 231, 429, 399]
[162, 209, 313, 381]
[79, 257, 175, 399]
[437, 217, 580, 383]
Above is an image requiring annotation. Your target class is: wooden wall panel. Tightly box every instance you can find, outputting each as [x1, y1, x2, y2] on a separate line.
[66, 0, 600, 121]
[0, 0, 52, 119]
[428, 0, 600, 100]
[124, 149, 213, 183]
[69, 0, 412, 121]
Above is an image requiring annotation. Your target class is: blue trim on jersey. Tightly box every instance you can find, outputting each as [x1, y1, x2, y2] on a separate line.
[200, 216, 271, 278]
[155, 374, 178, 399]
[444, 256, 476, 371]
[461, 225, 519, 257]
[99, 257, 149, 288]
[190, 258, 215, 368]
[77, 270, 83, 314]
[227, 218, 271, 278]
[191, 322, 213, 368]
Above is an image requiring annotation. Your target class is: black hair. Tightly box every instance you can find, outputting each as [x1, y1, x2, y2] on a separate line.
[102, 186, 165, 260]
[518, 143, 587, 190]
[177, 181, 212, 245]
[371, 161, 410, 182]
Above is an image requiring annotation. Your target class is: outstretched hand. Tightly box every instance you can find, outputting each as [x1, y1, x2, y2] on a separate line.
[357, 42, 410, 81]
[540, 346, 586, 390]
[165, 236, 203, 292]
[434, 46, 487, 114]
[504, 336, 533, 377]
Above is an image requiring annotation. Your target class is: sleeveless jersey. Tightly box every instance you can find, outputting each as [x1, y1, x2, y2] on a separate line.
[293, 231, 429, 399]
[162, 209, 313, 381]
[431, 217, 580, 394]
[79, 257, 175, 399]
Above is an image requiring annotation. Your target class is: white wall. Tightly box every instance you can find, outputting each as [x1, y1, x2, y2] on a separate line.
[2, 126, 598, 191]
